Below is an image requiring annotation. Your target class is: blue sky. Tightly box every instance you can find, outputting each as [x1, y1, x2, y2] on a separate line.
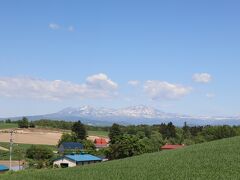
[0, 0, 240, 117]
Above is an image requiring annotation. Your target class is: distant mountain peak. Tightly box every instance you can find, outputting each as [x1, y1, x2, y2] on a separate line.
[3, 105, 240, 126]
[57, 105, 177, 119]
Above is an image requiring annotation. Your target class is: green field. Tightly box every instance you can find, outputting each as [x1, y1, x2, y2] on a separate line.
[88, 130, 109, 137]
[1, 136, 240, 180]
[0, 143, 57, 160]
[0, 123, 18, 130]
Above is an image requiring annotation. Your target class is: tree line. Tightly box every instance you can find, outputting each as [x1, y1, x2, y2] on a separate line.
[3, 118, 109, 132]
[107, 122, 240, 160]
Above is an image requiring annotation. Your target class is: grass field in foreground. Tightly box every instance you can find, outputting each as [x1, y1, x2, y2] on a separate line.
[1, 136, 240, 180]
[0, 123, 18, 130]
[0, 142, 57, 160]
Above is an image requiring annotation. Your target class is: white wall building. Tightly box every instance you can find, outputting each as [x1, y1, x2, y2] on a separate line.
[53, 154, 102, 168]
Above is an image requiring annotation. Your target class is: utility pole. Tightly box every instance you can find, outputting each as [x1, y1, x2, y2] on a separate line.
[9, 130, 14, 170]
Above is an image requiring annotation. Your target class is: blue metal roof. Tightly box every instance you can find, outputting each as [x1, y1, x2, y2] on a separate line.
[65, 154, 102, 162]
[61, 142, 84, 149]
[0, 165, 9, 171]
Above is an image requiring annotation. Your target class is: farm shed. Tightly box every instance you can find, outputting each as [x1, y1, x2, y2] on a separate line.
[53, 154, 102, 168]
[94, 138, 108, 150]
[161, 144, 185, 150]
[58, 142, 84, 153]
[0, 165, 9, 174]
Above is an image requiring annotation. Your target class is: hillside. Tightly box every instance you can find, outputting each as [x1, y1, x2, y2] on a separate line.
[2, 136, 240, 180]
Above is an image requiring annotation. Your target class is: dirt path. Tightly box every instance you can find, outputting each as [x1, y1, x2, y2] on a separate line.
[0, 146, 9, 151]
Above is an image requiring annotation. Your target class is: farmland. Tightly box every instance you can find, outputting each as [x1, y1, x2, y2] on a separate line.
[0, 122, 18, 130]
[88, 130, 109, 137]
[0, 142, 57, 161]
[0, 128, 109, 145]
[0, 128, 62, 145]
[1, 136, 240, 180]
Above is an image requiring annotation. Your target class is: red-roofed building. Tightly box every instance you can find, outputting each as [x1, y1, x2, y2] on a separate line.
[94, 138, 108, 150]
[161, 144, 185, 150]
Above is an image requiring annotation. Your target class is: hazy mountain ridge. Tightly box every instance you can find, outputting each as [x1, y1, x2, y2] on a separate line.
[1, 105, 240, 126]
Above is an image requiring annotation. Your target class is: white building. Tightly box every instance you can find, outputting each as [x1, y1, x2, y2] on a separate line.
[53, 154, 102, 168]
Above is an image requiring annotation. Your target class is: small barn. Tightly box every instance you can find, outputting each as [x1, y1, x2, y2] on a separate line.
[94, 138, 108, 150]
[0, 165, 9, 174]
[58, 142, 84, 153]
[161, 144, 185, 150]
[53, 154, 102, 168]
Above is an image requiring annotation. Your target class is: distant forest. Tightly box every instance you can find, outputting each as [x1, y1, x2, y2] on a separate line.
[2, 118, 240, 144]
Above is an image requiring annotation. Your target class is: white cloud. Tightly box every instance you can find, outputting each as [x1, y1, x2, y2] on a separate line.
[68, 26, 75, 32]
[144, 81, 192, 100]
[193, 73, 212, 83]
[128, 80, 140, 86]
[206, 93, 215, 98]
[49, 23, 60, 30]
[86, 73, 118, 90]
[0, 74, 118, 101]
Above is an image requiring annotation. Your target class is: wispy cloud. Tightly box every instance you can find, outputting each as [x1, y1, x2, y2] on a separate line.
[0, 74, 118, 101]
[206, 93, 215, 98]
[193, 73, 212, 83]
[128, 80, 140, 86]
[49, 23, 60, 30]
[144, 81, 192, 100]
[49, 23, 76, 32]
[67, 26, 75, 32]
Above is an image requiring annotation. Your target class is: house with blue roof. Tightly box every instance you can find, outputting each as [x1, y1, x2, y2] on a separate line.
[58, 142, 84, 154]
[53, 154, 102, 168]
[0, 165, 9, 174]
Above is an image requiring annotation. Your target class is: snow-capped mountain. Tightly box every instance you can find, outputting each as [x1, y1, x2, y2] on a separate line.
[51, 105, 240, 126]
[3, 105, 240, 126]
[57, 105, 177, 119]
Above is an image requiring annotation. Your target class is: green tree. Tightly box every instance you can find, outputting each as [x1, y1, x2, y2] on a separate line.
[167, 122, 176, 138]
[136, 131, 146, 139]
[109, 123, 123, 144]
[216, 125, 236, 139]
[14, 146, 25, 170]
[140, 137, 154, 153]
[159, 122, 176, 139]
[143, 125, 151, 138]
[71, 121, 87, 140]
[29, 121, 36, 128]
[26, 145, 54, 169]
[80, 139, 95, 151]
[193, 134, 206, 144]
[58, 133, 77, 146]
[108, 134, 145, 160]
[200, 125, 237, 142]
[26, 145, 53, 160]
[5, 119, 11, 123]
[149, 131, 164, 151]
[18, 117, 29, 128]
[182, 122, 191, 139]
[140, 131, 164, 153]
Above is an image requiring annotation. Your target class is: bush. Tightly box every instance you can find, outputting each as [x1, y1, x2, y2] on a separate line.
[26, 145, 54, 160]
[29, 122, 36, 128]
[108, 134, 145, 160]
[58, 133, 77, 147]
[18, 117, 29, 128]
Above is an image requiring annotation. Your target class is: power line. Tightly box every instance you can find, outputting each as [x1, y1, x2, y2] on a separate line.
[9, 130, 14, 170]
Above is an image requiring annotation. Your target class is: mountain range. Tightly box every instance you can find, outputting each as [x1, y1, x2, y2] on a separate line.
[2, 105, 240, 126]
